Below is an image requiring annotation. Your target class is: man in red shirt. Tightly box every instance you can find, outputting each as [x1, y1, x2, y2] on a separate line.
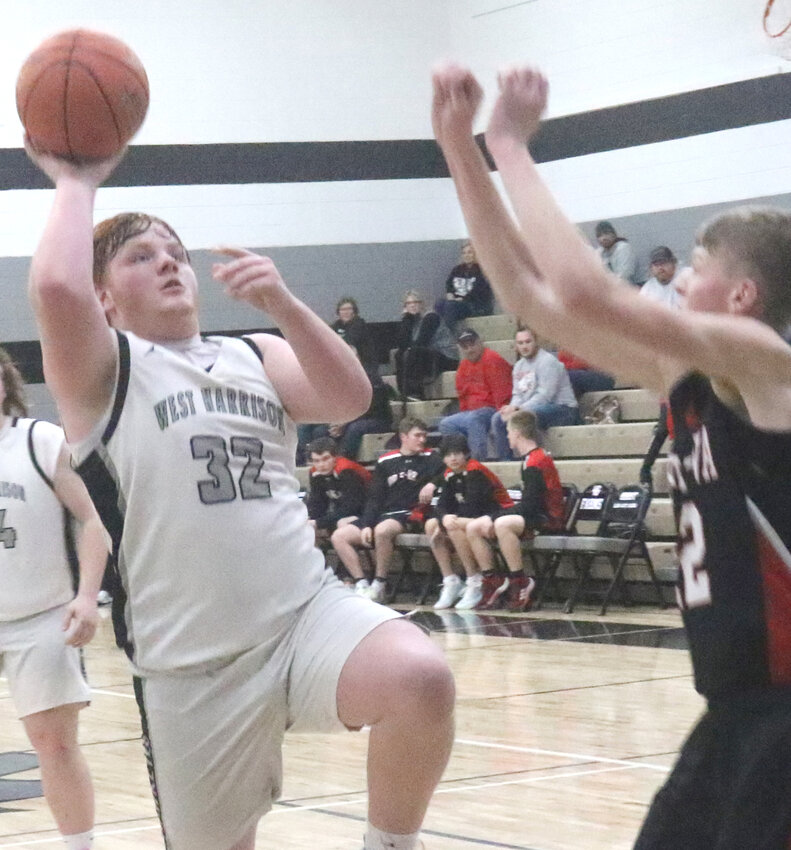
[437, 328, 512, 459]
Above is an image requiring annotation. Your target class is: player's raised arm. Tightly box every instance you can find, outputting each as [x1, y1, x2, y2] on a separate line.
[26, 148, 121, 440]
[431, 64, 667, 392]
[211, 247, 372, 424]
[479, 66, 791, 420]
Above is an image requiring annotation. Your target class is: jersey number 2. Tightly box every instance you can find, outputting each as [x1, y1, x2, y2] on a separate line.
[677, 501, 711, 609]
[0, 509, 17, 549]
[191, 435, 272, 504]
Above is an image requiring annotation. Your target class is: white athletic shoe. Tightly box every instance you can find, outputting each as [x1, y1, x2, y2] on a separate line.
[455, 576, 483, 610]
[96, 589, 112, 606]
[433, 575, 464, 610]
[354, 579, 371, 596]
[367, 580, 387, 603]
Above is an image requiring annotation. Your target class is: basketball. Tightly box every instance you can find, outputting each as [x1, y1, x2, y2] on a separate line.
[16, 29, 149, 161]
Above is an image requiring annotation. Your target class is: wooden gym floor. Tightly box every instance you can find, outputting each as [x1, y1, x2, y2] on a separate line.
[0, 602, 700, 849]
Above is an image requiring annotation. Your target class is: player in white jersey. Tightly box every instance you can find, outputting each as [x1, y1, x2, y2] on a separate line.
[0, 347, 107, 850]
[25, 145, 455, 850]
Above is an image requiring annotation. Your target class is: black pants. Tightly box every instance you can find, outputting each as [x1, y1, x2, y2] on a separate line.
[395, 347, 458, 399]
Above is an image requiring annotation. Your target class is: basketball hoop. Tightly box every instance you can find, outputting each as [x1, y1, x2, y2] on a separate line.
[764, 0, 791, 60]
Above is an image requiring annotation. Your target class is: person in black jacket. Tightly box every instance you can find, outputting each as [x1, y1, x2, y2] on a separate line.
[424, 434, 514, 610]
[434, 242, 494, 330]
[305, 437, 372, 543]
[331, 416, 443, 602]
[329, 364, 394, 459]
[394, 290, 459, 400]
[331, 296, 376, 369]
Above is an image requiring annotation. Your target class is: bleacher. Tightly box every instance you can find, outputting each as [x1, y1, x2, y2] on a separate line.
[298, 313, 678, 609]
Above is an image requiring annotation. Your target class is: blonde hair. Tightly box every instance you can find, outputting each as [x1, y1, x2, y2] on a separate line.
[0, 347, 28, 417]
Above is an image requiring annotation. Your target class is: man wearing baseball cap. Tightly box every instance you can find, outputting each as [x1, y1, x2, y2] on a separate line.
[641, 246, 684, 309]
[437, 327, 512, 459]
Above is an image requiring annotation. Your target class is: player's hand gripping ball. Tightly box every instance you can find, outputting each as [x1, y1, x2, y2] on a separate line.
[16, 28, 149, 161]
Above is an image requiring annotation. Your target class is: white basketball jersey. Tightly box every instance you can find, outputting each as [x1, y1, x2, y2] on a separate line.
[0, 418, 75, 621]
[74, 331, 327, 673]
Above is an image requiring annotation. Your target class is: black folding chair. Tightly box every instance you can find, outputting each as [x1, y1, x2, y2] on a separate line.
[526, 482, 607, 609]
[560, 483, 666, 615]
[522, 483, 580, 608]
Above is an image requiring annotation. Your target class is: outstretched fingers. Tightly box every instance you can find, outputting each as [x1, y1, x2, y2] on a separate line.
[487, 65, 548, 147]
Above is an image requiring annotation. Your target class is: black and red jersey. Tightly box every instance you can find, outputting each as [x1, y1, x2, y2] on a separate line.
[668, 372, 791, 699]
[361, 449, 444, 529]
[305, 457, 371, 529]
[518, 447, 563, 530]
[435, 459, 514, 519]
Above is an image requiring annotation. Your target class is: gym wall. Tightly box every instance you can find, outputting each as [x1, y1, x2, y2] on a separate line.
[0, 0, 788, 416]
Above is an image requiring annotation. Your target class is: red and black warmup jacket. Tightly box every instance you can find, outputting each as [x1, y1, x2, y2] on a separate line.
[435, 459, 514, 520]
[519, 447, 564, 531]
[306, 457, 372, 529]
[361, 449, 445, 530]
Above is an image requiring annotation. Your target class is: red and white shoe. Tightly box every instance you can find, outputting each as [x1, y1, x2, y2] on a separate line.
[480, 572, 509, 609]
[505, 574, 536, 612]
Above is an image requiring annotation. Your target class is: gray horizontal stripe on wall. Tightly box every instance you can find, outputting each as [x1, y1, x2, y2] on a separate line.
[2, 73, 790, 190]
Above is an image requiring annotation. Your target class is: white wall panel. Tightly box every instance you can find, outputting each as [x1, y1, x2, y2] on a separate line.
[534, 119, 791, 222]
[0, 178, 467, 258]
[1, 0, 450, 146]
[453, 0, 785, 121]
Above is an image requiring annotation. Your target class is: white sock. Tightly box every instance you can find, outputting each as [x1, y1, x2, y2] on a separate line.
[364, 823, 420, 850]
[63, 831, 93, 850]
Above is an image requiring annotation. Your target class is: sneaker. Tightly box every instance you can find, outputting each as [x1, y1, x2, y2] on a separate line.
[455, 576, 483, 609]
[354, 579, 371, 596]
[480, 572, 509, 609]
[368, 579, 387, 603]
[433, 575, 464, 610]
[505, 574, 536, 612]
[97, 589, 112, 606]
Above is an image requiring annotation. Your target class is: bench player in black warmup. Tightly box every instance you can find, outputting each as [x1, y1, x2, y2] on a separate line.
[425, 434, 514, 610]
[305, 437, 371, 545]
[432, 63, 791, 849]
[332, 417, 444, 602]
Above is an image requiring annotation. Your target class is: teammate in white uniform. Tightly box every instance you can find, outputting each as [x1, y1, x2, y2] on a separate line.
[25, 145, 455, 850]
[0, 348, 107, 850]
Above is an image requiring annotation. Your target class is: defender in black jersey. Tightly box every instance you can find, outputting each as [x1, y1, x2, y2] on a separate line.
[433, 63, 791, 848]
[332, 416, 444, 602]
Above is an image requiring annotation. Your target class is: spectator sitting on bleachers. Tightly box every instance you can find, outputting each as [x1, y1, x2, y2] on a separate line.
[330, 295, 376, 369]
[491, 326, 579, 460]
[425, 434, 514, 610]
[394, 289, 459, 400]
[595, 220, 640, 286]
[467, 410, 564, 612]
[331, 416, 444, 603]
[640, 246, 684, 310]
[296, 351, 392, 464]
[556, 348, 616, 398]
[305, 437, 372, 550]
[437, 327, 512, 460]
[434, 241, 494, 330]
[328, 361, 394, 460]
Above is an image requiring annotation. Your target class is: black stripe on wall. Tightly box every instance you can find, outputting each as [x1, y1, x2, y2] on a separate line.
[3, 73, 790, 190]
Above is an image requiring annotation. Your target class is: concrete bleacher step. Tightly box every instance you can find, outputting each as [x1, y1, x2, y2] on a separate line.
[579, 388, 661, 423]
[470, 457, 669, 496]
[464, 314, 517, 341]
[425, 368, 639, 400]
[388, 398, 453, 427]
[545, 421, 663, 459]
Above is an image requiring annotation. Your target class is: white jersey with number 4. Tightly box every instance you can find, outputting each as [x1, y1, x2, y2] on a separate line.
[0, 417, 74, 621]
[72, 331, 327, 674]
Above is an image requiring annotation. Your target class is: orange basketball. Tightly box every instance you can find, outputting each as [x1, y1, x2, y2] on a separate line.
[16, 29, 149, 161]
